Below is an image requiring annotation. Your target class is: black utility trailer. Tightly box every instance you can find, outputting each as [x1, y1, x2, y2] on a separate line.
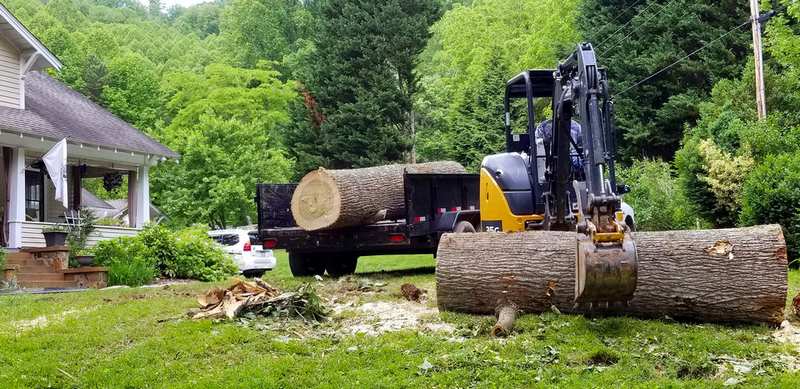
[256, 173, 479, 277]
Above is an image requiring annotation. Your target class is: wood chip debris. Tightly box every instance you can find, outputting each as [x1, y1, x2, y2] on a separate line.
[400, 283, 426, 302]
[189, 279, 326, 321]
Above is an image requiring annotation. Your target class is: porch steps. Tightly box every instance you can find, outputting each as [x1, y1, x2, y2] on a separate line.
[7, 251, 79, 289]
[21, 280, 82, 289]
[16, 272, 68, 282]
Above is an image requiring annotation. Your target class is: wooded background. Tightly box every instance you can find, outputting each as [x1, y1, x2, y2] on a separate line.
[6, 0, 800, 261]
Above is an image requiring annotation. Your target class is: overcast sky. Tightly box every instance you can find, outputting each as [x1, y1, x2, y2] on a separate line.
[140, 0, 211, 8]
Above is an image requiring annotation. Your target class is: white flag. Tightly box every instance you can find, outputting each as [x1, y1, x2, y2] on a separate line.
[42, 138, 68, 209]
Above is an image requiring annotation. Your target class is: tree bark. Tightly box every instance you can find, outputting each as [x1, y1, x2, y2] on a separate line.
[436, 225, 788, 325]
[291, 161, 466, 231]
[492, 304, 518, 337]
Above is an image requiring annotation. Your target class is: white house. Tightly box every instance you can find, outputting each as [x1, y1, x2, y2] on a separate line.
[0, 4, 177, 249]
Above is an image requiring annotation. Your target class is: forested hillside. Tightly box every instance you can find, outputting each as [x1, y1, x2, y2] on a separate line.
[4, 0, 800, 259]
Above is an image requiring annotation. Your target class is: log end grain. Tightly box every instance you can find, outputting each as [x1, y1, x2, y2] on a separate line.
[290, 168, 342, 231]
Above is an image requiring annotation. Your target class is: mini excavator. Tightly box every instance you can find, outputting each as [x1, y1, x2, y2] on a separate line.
[479, 43, 637, 306]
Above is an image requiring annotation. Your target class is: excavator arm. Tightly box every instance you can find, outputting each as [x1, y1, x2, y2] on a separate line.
[550, 43, 638, 305]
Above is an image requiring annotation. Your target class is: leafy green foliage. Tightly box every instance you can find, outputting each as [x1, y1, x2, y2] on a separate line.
[152, 64, 296, 228]
[173, 226, 239, 282]
[740, 153, 800, 261]
[417, 54, 507, 171]
[416, 0, 579, 168]
[94, 237, 156, 286]
[95, 225, 237, 285]
[286, 0, 441, 170]
[579, 0, 751, 160]
[67, 209, 98, 260]
[617, 159, 707, 231]
[670, 1, 800, 247]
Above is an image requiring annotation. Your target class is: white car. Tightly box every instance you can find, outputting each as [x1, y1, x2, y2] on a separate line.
[208, 229, 276, 277]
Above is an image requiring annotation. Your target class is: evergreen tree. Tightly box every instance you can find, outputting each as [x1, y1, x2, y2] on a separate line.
[579, 0, 751, 160]
[418, 54, 507, 171]
[288, 0, 441, 170]
[149, 0, 162, 18]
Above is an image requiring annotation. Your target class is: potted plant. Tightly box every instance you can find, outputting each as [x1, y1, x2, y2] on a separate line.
[67, 208, 97, 267]
[73, 248, 95, 267]
[42, 224, 69, 247]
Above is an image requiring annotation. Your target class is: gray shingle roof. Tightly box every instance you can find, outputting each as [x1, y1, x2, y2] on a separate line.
[0, 71, 178, 158]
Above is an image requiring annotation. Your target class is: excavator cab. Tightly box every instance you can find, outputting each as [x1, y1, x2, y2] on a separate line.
[479, 43, 638, 305]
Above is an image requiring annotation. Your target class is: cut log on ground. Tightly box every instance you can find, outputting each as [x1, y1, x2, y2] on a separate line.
[437, 225, 788, 325]
[492, 303, 518, 337]
[291, 161, 466, 230]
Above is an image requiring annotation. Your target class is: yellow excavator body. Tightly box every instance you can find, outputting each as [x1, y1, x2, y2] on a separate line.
[478, 168, 543, 232]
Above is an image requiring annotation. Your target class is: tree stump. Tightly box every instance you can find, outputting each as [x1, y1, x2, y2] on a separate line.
[291, 161, 466, 230]
[436, 225, 788, 325]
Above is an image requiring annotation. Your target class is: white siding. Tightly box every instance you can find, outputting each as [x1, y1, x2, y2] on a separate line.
[20, 221, 141, 248]
[0, 35, 19, 109]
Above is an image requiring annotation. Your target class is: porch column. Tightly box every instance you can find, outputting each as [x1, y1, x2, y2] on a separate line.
[130, 165, 150, 228]
[7, 147, 25, 248]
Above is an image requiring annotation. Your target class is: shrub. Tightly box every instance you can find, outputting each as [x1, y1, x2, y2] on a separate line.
[617, 159, 709, 231]
[94, 237, 156, 287]
[696, 139, 753, 224]
[137, 224, 179, 277]
[740, 152, 800, 261]
[94, 225, 237, 285]
[174, 226, 238, 281]
[106, 255, 157, 287]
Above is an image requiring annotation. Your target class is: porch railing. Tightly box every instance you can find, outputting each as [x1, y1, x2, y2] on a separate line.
[20, 221, 142, 248]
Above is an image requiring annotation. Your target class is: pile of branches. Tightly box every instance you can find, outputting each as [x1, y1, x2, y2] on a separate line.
[189, 279, 326, 321]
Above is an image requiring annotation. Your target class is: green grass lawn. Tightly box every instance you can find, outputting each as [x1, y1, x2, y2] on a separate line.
[0, 251, 798, 388]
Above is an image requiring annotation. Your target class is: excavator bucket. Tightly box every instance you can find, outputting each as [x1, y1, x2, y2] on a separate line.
[575, 232, 638, 304]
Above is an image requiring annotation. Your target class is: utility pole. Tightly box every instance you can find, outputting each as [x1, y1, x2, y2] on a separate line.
[750, 0, 767, 120]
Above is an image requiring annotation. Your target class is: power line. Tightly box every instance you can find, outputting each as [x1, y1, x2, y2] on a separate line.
[616, 18, 752, 96]
[596, 1, 661, 47]
[600, 0, 683, 57]
[605, 0, 646, 25]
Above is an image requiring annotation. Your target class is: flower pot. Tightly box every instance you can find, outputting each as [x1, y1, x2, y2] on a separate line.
[43, 231, 68, 247]
[75, 255, 95, 267]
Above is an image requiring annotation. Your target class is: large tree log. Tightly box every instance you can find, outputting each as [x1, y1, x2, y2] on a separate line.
[436, 225, 788, 325]
[291, 161, 466, 230]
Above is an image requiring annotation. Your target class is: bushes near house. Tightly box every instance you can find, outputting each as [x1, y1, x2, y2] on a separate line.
[617, 159, 709, 232]
[94, 225, 237, 286]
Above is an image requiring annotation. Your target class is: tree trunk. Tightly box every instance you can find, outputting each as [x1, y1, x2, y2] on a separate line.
[436, 225, 788, 325]
[291, 161, 466, 231]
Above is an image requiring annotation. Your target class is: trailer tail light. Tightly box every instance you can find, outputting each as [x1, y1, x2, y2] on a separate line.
[388, 233, 407, 243]
[243, 242, 252, 252]
[450, 207, 461, 212]
[263, 239, 278, 249]
[413, 216, 427, 223]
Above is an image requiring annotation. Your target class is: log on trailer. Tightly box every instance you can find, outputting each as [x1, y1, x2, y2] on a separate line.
[436, 225, 788, 325]
[291, 161, 466, 231]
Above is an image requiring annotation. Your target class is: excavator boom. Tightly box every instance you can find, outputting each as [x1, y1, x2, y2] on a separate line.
[480, 42, 638, 305]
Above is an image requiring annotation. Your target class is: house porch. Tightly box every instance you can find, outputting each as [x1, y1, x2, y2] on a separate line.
[0, 137, 159, 250]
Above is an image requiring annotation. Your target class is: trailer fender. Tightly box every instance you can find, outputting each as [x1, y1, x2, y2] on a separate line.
[434, 210, 480, 233]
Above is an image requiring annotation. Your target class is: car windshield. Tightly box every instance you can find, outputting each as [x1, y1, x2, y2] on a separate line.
[210, 234, 239, 246]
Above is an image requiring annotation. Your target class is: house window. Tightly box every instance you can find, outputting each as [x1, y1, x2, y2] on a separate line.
[25, 170, 44, 222]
